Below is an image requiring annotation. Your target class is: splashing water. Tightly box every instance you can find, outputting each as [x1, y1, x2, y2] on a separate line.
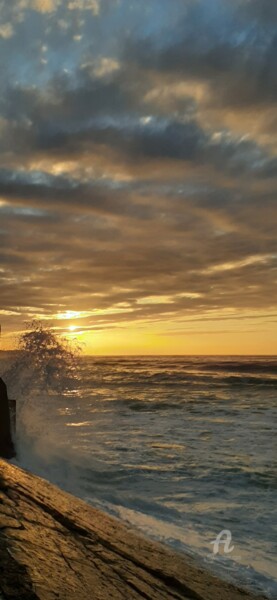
[3, 321, 81, 451]
[4, 320, 80, 399]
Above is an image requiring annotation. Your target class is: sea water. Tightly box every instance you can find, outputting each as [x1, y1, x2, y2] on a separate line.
[1, 355, 276, 598]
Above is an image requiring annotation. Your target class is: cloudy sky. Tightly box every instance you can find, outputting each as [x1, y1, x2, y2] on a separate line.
[0, 0, 276, 354]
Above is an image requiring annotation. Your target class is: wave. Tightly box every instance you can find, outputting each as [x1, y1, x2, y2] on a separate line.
[84, 372, 277, 388]
[196, 359, 277, 374]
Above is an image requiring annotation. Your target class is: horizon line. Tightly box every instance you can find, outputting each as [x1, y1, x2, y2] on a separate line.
[0, 350, 276, 358]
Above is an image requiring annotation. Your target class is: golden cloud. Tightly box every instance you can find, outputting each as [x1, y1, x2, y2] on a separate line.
[0, 23, 14, 38]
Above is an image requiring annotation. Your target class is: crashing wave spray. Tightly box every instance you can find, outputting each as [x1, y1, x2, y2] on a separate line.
[4, 320, 80, 398]
[3, 320, 81, 464]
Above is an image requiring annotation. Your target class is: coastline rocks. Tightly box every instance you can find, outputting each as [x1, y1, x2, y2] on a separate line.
[0, 460, 267, 600]
[0, 379, 15, 459]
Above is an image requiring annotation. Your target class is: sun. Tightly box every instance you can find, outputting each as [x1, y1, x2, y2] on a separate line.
[68, 325, 77, 332]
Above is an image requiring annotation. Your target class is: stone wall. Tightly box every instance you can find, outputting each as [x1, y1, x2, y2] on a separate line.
[0, 460, 267, 600]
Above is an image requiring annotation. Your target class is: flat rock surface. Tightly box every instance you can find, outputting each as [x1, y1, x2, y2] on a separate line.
[0, 460, 266, 600]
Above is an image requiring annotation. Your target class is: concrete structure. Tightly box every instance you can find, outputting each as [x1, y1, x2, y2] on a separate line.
[0, 460, 267, 600]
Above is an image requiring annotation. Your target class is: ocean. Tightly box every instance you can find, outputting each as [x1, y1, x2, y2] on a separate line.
[1, 355, 276, 598]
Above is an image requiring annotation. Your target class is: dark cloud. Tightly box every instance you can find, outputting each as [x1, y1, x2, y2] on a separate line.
[2, 92, 276, 179]
[123, 0, 277, 108]
[241, 0, 277, 24]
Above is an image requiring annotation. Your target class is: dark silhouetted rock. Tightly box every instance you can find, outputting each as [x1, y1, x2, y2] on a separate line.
[0, 378, 15, 459]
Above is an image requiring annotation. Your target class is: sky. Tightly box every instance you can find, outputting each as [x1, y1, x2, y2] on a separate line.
[0, 0, 276, 355]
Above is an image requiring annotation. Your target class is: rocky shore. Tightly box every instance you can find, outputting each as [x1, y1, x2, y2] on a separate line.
[0, 460, 267, 600]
